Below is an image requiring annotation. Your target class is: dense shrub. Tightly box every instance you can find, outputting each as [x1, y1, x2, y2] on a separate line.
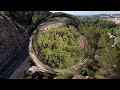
[79, 17, 120, 79]
[33, 27, 82, 69]
[53, 73, 73, 79]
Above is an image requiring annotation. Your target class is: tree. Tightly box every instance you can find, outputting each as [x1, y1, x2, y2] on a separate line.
[53, 73, 73, 79]
[95, 45, 120, 79]
[33, 27, 82, 69]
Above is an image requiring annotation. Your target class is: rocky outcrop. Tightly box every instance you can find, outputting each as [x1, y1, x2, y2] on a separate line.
[107, 32, 120, 47]
[37, 21, 66, 31]
[0, 11, 52, 78]
[0, 11, 51, 32]
[78, 35, 88, 49]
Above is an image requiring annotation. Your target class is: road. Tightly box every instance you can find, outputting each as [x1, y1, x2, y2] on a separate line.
[0, 46, 29, 79]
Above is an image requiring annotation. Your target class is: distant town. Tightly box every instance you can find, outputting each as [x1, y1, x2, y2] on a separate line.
[77, 14, 120, 24]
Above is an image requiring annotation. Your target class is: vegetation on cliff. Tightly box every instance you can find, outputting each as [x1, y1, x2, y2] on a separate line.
[33, 27, 82, 69]
[78, 17, 120, 79]
[30, 13, 120, 79]
[1, 11, 120, 79]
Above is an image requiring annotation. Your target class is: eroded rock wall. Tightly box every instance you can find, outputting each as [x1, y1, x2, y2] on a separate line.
[0, 11, 51, 72]
[0, 18, 29, 71]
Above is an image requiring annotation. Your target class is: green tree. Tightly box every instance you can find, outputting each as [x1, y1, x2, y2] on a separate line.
[95, 45, 120, 79]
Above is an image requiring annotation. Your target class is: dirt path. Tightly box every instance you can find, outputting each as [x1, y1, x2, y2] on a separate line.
[9, 57, 31, 79]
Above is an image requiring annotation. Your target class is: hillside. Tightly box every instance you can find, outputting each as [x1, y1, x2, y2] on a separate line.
[0, 11, 120, 79]
[26, 13, 120, 79]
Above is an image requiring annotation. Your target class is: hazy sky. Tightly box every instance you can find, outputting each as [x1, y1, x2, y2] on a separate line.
[50, 11, 120, 16]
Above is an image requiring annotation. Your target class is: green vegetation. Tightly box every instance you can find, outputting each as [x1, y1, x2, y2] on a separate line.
[16, 12, 120, 79]
[94, 44, 120, 79]
[24, 70, 32, 79]
[78, 17, 120, 79]
[31, 16, 120, 79]
[78, 58, 100, 77]
[33, 27, 82, 69]
[79, 17, 117, 29]
[46, 12, 80, 29]
[0, 11, 51, 34]
[111, 27, 120, 37]
[53, 73, 73, 79]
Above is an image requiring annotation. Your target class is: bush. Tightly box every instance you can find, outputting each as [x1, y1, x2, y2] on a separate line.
[24, 70, 32, 79]
[79, 59, 100, 77]
[53, 73, 73, 79]
[33, 27, 82, 69]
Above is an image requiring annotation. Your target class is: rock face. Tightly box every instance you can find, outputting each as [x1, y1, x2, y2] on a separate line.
[0, 11, 51, 78]
[79, 35, 88, 49]
[0, 18, 29, 71]
[38, 21, 66, 30]
[107, 32, 120, 47]
[0, 11, 51, 30]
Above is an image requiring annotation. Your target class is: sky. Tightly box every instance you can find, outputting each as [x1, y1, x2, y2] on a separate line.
[50, 11, 120, 16]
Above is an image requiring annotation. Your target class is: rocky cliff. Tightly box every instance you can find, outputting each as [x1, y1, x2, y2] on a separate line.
[0, 11, 81, 79]
[0, 11, 51, 75]
[0, 17, 29, 71]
